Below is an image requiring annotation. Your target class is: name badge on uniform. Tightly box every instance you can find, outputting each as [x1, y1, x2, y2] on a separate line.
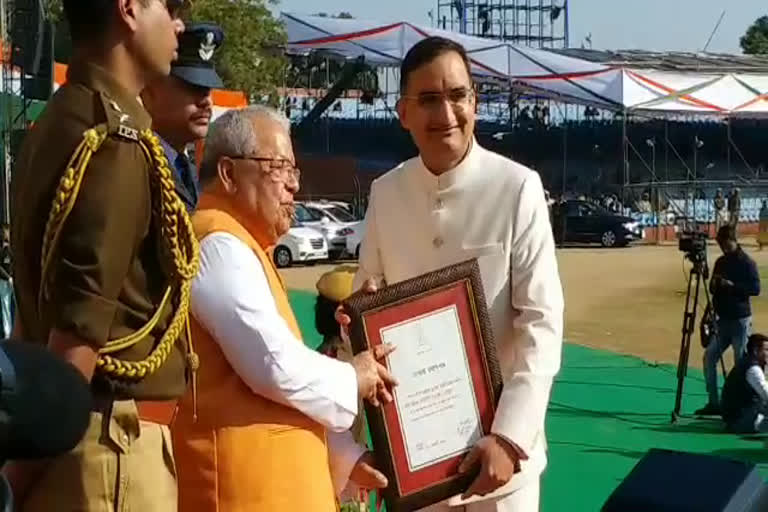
[117, 124, 139, 141]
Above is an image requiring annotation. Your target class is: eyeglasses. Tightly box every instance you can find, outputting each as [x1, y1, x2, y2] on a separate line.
[229, 156, 301, 182]
[401, 87, 475, 111]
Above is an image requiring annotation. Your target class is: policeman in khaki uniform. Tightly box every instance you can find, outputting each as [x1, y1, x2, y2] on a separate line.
[143, 23, 225, 213]
[6, 1, 194, 510]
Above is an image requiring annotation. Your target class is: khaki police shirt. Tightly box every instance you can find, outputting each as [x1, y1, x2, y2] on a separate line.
[10, 62, 187, 400]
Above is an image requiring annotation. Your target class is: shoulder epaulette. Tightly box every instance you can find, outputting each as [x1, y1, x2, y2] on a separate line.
[98, 91, 141, 142]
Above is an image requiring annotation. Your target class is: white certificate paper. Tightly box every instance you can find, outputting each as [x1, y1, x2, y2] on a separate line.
[381, 305, 483, 471]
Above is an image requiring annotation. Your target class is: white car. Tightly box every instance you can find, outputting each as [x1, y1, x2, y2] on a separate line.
[273, 220, 328, 268]
[346, 220, 365, 259]
[328, 200, 355, 215]
[296, 201, 359, 259]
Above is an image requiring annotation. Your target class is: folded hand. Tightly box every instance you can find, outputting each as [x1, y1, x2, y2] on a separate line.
[459, 435, 527, 500]
[350, 451, 388, 489]
[340, 278, 398, 406]
[351, 344, 398, 406]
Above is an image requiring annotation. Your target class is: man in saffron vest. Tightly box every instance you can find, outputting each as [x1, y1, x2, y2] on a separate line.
[172, 105, 396, 511]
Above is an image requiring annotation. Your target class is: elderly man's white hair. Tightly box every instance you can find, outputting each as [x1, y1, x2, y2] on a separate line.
[200, 105, 291, 184]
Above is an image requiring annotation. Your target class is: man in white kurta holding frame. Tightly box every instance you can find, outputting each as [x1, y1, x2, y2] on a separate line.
[342, 36, 564, 511]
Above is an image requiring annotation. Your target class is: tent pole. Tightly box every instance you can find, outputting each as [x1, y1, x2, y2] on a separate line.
[653, 145, 660, 245]
[562, 110, 568, 200]
[508, 45, 513, 125]
[726, 117, 731, 175]
[664, 119, 669, 182]
[325, 58, 330, 154]
[385, 68, 389, 119]
[725, 119, 755, 177]
[560, 104, 568, 248]
[622, 111, 628, 208]
[692, 137, 697, 223]
[665, 120, 669, 182]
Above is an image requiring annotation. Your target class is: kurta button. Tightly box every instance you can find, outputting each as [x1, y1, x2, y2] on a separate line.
[433, 236, 444, 248]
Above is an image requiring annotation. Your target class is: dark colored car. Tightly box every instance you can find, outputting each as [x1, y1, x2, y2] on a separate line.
[551, 200, 643, 247]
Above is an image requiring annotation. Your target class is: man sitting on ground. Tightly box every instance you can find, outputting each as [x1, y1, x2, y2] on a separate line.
[721, 333, 768, 433]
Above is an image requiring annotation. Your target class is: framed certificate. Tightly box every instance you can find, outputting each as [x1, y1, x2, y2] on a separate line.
[343, 259, 503, 511]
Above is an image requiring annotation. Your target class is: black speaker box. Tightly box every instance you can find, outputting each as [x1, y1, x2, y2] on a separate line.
[22, 21, 54, 101]
[602, 449, 766, 512]
[10, 0, 45, 74]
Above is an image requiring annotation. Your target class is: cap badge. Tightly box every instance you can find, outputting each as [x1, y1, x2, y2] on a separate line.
[199, 32, 216, 61]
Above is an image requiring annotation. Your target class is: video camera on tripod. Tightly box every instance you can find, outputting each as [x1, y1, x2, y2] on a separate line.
[672, 226, 718, 422]
[678, 229, 708, 270]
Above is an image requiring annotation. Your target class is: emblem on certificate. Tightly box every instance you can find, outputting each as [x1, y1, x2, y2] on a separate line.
[344, 259, 502, 511]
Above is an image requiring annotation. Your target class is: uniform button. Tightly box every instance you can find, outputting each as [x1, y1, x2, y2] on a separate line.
[122, 434, 129, 444]
[433, 236, 444, 248]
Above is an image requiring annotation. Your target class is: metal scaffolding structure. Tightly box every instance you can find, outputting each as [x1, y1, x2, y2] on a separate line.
[1, 0, 50, 224]
[435, 0, 569, 48]
[0, 0, 25, 225]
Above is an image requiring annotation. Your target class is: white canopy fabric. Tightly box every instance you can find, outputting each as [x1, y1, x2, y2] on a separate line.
[518, 68, 768, 116]
[282, 12, 768, 117]
[282, 12, 619, 108]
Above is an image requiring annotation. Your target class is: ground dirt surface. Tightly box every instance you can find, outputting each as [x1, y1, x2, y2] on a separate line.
[280, 241, 768, 368]
[280, 241, 768, 511]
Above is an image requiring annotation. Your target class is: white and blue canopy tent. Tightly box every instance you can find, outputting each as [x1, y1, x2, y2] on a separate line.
[281, 12, 618, 111]
[281, 13, 768, 226]
[282, 13, 768, 116]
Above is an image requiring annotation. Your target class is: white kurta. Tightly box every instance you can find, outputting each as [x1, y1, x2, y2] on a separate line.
[191, 232, 365, 493]
[355, 140, 564, 510]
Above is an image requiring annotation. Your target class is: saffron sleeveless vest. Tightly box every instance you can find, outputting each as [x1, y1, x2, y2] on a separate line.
[172, 194, 337, 512]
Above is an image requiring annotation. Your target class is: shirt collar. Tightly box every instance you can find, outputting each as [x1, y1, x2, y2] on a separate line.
[158, 135, 180, 163]
[66, 61, 151, 130]
[414, 137, 479, 191]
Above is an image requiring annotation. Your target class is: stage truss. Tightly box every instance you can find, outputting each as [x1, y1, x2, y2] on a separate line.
[435, 0, 568, 48]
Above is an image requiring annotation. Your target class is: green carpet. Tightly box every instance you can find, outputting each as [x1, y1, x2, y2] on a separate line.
[543, 344, 768, 511]
[288, 290, 768, 511]
[288, 290, 323, 349]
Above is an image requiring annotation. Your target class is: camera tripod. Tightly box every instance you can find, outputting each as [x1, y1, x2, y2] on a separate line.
[671, 255, 724, 423]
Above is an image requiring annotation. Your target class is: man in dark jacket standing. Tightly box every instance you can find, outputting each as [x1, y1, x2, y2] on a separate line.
[697, 225, 760, 415]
